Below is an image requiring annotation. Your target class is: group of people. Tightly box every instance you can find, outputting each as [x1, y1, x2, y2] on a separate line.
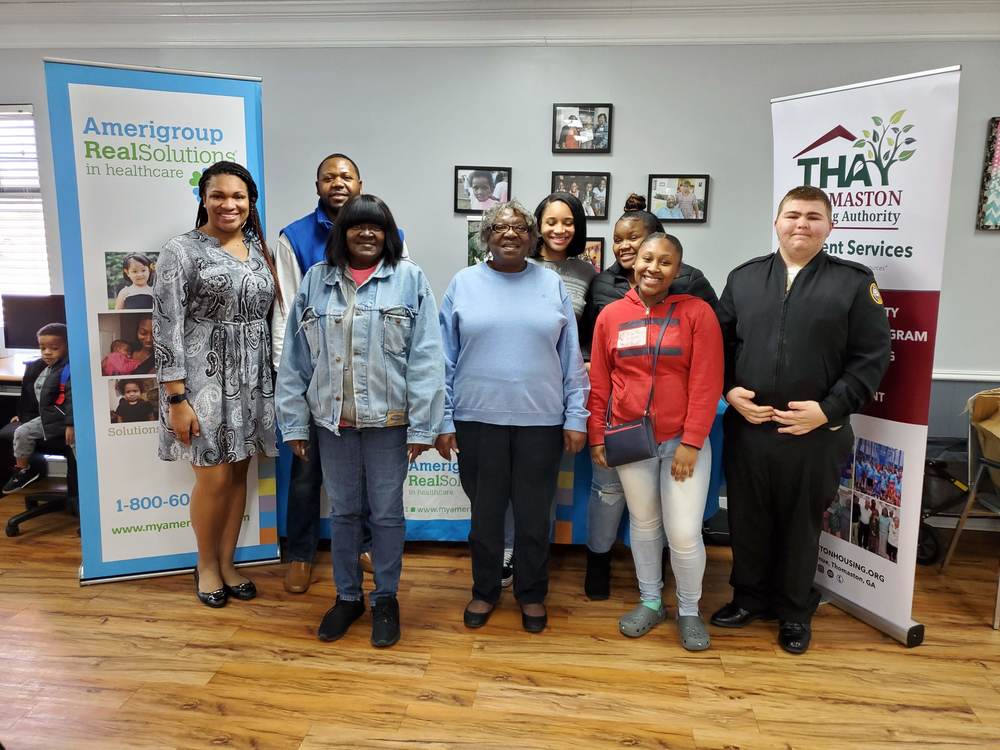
[148, 152, 891, 656]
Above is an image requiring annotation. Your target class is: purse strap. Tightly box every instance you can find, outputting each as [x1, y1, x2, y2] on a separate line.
[605, 301, 677, 426]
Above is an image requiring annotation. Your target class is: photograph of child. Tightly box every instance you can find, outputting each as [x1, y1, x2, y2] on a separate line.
[552, 104, 612, 153]
[105, 251, 157, 310]
[97, 312, 156, 376]
[108, 377, 158, 423]
[648, 175, 709, 223]
[454, 166, 511, 214]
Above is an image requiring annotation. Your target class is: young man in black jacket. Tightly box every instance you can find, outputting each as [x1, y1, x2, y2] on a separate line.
[711, 186, 891, 654]
[1, 323, 71, 494]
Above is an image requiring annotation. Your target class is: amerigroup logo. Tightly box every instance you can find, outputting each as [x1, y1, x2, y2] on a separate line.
[793, 109, 920, 259]
[78, 115, 239, 187]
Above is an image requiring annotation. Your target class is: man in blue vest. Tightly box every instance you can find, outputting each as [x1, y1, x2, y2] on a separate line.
[273, 153, 405, 594]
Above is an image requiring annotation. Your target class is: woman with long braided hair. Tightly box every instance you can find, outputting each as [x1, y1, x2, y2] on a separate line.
[154, 160, 281, 608]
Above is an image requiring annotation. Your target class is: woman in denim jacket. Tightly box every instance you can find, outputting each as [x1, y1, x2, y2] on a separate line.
[276, 194, 444, 648]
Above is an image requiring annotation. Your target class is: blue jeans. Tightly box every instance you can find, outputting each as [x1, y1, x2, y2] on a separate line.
[315, 425, 408, 602]
[587, 461, 626, 553]
[286, 423, 372, 563]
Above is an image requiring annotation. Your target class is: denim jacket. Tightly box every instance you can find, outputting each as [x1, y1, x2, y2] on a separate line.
[275, 258, 445, 444]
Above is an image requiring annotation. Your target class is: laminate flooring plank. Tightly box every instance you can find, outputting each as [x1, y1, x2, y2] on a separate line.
[301, 703, 698, 750]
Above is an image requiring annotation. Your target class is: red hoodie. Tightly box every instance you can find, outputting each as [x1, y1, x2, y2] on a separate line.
[587, 290, 723, 449]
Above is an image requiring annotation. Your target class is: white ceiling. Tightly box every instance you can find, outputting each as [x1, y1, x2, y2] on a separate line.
[1, 0, 999, 47]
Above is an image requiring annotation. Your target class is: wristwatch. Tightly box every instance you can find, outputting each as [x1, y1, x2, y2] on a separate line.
[167, 393, 188, 405]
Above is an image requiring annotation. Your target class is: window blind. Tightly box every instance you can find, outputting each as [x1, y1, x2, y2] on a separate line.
[0, 105, 51, 329]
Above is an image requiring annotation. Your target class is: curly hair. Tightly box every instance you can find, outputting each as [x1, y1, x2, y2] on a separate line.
[477, 200, 539, 256]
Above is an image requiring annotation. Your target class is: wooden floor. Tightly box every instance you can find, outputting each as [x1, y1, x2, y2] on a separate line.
[2, 495, 1000, 750]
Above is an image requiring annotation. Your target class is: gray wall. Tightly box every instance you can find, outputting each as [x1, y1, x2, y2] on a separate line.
[0, 41, 996, 403]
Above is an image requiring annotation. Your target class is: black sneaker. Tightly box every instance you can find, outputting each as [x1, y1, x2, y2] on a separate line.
[371, 595, 400, 648]
[317, 596, 365, 642]
[501, 548, 514, 588]
[2, 467, 42, 495]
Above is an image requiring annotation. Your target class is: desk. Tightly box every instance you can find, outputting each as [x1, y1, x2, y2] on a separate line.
[0, 352, 33, 423]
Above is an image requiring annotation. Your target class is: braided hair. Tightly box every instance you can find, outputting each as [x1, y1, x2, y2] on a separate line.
[194, 161, 282, 309]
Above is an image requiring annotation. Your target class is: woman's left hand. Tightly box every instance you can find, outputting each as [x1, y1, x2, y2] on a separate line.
[563, 430, 587, 454]
[671, 444, 699, 482]
[408, 443, 432, 462]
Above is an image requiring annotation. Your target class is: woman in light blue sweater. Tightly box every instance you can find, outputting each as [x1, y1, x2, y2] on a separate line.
[436, 200, 590, 633]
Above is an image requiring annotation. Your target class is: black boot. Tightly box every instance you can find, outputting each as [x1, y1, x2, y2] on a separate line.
[584, 549, 612, 600]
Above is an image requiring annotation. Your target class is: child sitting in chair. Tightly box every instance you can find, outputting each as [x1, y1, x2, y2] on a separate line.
[1, 323, 71, 495]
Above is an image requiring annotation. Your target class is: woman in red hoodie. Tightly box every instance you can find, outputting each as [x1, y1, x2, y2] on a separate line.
[588, 233, 722, 650]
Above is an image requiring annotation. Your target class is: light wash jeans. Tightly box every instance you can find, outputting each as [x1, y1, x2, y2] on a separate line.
[315, 425, 408, 602]
[616, 436, 711, 617]
[587, 461, 626, 553]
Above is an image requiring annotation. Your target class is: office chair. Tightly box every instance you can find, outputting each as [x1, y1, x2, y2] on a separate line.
[4, 448, 78, 537]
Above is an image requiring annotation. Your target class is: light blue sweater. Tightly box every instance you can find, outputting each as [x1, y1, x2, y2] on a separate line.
[439, 261, 590, 433]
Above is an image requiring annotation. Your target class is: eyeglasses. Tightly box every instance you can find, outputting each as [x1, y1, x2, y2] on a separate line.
[346, 224, 385, 234]
[490, 223, 530, 235]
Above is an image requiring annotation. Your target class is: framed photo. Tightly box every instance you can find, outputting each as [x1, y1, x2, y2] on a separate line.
[467, 217, 488, 266]
[552, 103, 613, 154]
[977, 117, 1000, 230]
[647, 174, 710, 223]
[583, 238, 604, 271]
[454, 165, 511, 215]
[551, 172, 611, 221]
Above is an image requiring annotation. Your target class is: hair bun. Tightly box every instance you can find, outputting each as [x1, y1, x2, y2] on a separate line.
[624, 193, 646, 211]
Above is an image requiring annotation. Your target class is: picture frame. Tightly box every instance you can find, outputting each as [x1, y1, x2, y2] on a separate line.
[454, 165, 511, 215]
[583, 238, 605, 271]
[551, 171, 611, 221]
[552, 103, 613, 154]
[647, 174, 710, 224]
[976, 117, 1000, 230]
[467, 217, 488, 266]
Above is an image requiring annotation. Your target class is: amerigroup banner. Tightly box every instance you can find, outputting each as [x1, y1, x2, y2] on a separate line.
[771, 67, 960, 644]
[44, 60, 278, 582]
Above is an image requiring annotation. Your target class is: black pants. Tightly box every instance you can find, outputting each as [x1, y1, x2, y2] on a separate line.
[455, 421, 563, 605]
[723, 410, 853, 622]
[285, 423, 370, 563]
[857, 519, 869, 550]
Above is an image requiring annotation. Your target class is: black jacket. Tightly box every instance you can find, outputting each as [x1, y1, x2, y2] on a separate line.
[18, 357, 71, 440]
[716, 251, 891, 425]
[581, 260, 719, 354]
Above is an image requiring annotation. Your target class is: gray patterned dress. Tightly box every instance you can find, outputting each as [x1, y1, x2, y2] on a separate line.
[153, 229, 278, 466]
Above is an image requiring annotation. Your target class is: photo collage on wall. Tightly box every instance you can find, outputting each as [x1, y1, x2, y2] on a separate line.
[99, 251, 160, 425]
[454, 101, 708, 272]
[828, 437, 905, 564]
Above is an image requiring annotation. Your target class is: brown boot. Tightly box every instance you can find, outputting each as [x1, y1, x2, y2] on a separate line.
[284, 560, 313, 593]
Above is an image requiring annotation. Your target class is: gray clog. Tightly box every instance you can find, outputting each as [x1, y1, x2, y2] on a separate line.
[618, 602, 667, 638]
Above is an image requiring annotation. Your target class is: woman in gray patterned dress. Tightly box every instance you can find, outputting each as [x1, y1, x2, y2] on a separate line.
[154, 161, 280, 608]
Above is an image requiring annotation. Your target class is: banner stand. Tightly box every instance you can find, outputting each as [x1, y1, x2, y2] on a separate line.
[772, 66, 961, 646]
[44, 58, 279, 583]
[821, 591, 924, 647]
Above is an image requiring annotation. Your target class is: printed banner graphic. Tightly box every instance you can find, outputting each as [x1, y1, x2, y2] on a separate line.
[772, 68, 959, 633]
[44, 60, 277, 582]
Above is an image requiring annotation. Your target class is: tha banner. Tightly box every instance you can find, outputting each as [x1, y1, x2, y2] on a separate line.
[771, 67, 960, 643]
[44, 59, 278, 582]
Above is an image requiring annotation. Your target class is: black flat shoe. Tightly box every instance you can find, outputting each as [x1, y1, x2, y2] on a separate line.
[778, 621, 811, 655]
[224, 579, 257, 601]
[193, 569, 227, 608]
[463, 600, 495, 629]
[709, 601, 775, 628]
[521, 605, 547, 633]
